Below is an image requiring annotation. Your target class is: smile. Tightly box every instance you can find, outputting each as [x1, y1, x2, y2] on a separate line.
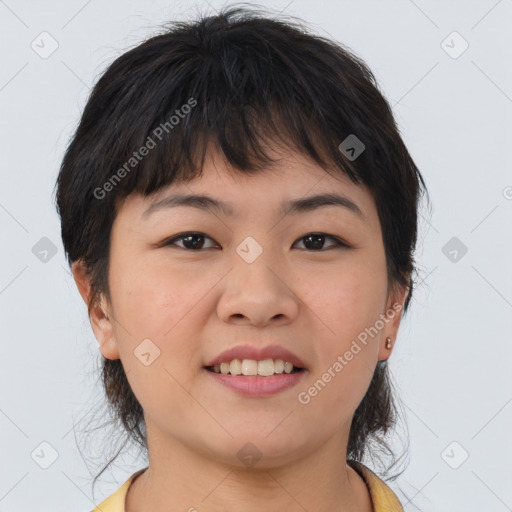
[205, 358, 304, 377]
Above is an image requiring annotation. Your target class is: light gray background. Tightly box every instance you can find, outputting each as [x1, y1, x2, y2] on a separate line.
[1, 0, 511, 511]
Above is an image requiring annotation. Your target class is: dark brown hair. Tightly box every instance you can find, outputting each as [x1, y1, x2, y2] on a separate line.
[54, 4, 428, 490]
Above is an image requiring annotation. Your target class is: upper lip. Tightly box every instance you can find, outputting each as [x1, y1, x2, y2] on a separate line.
[205, 344, 307, 369]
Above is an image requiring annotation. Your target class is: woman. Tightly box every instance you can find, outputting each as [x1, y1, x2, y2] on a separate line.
[55, 5, 428, 511]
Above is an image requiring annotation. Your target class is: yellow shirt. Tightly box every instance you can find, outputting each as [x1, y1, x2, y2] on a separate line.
[92, 460, 403, 511]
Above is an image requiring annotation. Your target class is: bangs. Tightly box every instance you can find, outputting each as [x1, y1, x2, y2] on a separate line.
[124, 100, 362, 200]
[87, 14, 380, 208]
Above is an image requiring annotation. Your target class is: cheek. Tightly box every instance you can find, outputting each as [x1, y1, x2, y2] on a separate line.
[110, 256, 199, 333]
[301, 281, 381, 425]
[109, 260, 205, 426]
[109, 255, 219, 378]
[303, 257, 387, 344]
[303, 354, 376, 429]
[299, 258, 386, 411]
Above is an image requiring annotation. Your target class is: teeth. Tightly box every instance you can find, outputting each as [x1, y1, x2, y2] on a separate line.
[210, 359, 299, 376]
[230, 359, 242, 375]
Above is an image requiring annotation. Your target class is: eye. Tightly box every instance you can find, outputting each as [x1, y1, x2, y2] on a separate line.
[163, 232, 219, 250]
[293, 233, 350, 251]
[162, 232, 350, 251]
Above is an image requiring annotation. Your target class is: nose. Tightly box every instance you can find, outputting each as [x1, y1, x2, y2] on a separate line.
[216, 249, 299, 328]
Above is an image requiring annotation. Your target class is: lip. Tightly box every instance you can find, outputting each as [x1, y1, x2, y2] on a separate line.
[204, 368, 307, 397]
[204, 344, 307, 369]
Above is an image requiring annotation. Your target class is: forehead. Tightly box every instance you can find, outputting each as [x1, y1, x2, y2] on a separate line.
[117, 146, 376, 225]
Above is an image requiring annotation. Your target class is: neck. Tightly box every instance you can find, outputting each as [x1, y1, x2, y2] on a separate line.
[125, 424, 372, 512]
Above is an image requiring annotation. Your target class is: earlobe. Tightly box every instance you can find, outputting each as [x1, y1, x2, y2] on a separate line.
[71, 261, 121, 360]
[378, 283, 409, 361]
[378, 336, 394, 362]
[91, 304, 121, 360]
[97, 334, 121, 360]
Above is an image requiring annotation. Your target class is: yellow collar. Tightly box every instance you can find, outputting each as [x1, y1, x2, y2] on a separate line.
[93, 461, 403, 511]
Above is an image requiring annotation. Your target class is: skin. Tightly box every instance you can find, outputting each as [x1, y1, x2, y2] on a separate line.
[73, 144, 408, 512]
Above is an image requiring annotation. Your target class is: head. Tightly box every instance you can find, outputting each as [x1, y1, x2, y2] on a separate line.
[54, 5, 427, 483]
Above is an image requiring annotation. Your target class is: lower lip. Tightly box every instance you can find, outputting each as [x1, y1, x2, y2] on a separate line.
[204, 368, 307, 397]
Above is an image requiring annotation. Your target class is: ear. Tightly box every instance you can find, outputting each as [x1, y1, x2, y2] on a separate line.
[71, 260, 120, 360]
[377, 280, 409, 362]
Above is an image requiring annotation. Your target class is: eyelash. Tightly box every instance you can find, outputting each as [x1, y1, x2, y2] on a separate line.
[161, 232, 351, 251]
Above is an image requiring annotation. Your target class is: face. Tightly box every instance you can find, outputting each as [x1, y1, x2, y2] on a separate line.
[74, 145, 407, 469]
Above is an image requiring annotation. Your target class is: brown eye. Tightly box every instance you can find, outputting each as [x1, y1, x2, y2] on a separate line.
[164, 232, 218, 250]
[293, 233, 349, 251]
[162, 232, 350, 251]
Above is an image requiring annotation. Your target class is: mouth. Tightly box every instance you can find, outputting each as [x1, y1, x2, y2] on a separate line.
[203, 359, 307, 397]
[204, 359, 305, 376]
[202, 345, 308, 396]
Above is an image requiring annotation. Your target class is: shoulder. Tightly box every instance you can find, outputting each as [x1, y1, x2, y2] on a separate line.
[91, 468, 147, 512]
[348, 460, 404, 512]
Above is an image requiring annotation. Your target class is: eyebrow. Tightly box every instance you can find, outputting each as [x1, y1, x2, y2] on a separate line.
[141, 192, 365, 220]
